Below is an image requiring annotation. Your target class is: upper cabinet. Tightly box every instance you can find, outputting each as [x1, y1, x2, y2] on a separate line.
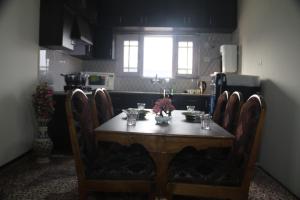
[97, 0, 237, 33]
[39, 0, 75, 50]
[39, 0, 97, 53]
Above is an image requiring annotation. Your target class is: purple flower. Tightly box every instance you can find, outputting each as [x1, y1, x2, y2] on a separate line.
[152, 98, 175, 116]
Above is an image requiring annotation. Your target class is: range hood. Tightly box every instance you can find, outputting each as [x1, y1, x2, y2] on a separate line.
[71, 16, 93, 45]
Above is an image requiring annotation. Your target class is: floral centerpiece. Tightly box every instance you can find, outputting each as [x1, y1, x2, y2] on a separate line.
[32, 82, 55, 163]
[32, 82, 55, 127]
[152, 98, 175, 124]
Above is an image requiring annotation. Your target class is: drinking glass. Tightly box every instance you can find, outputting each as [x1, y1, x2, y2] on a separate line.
[186, 105, 195, 112]
[202, 114, 212, 130]
[127, 110, 138, 126]
[137, 103, 146, 110]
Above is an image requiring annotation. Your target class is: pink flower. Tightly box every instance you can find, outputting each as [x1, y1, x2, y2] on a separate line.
[152, 98, 175, 116]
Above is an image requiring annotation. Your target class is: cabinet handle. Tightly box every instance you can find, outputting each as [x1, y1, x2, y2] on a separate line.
[209, 17, 212, 25]
[119, 16, 122, 24]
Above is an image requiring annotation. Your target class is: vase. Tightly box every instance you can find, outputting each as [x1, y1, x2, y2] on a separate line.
[155, 115, 171, 124]
[33, 125, 53, 163]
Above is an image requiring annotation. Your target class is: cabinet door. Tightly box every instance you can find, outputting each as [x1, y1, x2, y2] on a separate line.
[39, 0, 75, 50]
[93, 28, 115, 59]
[208, 0, 237, 32]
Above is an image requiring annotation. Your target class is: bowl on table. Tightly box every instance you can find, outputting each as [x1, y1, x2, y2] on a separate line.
[123, 108, 150, 120]
[182, 111, 203, 122]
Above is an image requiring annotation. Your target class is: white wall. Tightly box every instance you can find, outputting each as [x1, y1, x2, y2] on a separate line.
[0, 0, 39, 166]
[237, 0, 300, 197]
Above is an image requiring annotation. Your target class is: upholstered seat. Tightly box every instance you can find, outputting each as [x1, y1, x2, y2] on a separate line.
[169, 147, 242, 186]
[86, 143, 155, 180]
[66, 89, 155, 199]
[212, 91, 229, 126]
[222, 91, 243, 134]
[167, 95, 266, 200]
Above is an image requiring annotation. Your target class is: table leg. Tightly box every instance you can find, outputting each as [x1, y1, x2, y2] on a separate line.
[150, 152, 175, 199]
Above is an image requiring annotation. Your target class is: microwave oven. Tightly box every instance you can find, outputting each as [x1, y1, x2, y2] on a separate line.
[84, 72, 115, 90]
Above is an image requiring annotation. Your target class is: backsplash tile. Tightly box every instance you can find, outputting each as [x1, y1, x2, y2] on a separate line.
[39, 49, 83, 91]
[83, 33, 233, 93]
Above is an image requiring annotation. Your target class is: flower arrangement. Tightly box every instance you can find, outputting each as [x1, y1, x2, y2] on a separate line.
[32, 82, 55, 125]
[152, 98, 175, 117]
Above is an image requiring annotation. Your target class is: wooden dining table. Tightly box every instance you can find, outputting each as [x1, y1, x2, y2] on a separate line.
[94, 110, 234, 197]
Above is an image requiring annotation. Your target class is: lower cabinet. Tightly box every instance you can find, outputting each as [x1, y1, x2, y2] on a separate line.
[48, 94, 73, 155]
[109, 92, 211, 115]
[48, 92, 211, 154]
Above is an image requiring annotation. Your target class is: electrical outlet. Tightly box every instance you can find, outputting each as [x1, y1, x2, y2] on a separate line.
[258, 59, 263, 65]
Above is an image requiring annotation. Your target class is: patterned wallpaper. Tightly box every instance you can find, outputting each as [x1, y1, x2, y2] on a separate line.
[83, 33, 233, 93]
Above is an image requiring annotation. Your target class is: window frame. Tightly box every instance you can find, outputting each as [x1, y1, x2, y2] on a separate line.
[173, 35, 199, 78]
[116, 34, 199, 78]
[116, 34, 143, 77]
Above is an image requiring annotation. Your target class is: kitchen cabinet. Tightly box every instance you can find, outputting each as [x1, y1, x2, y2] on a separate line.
[207, 0, 237, 32]
[48, 91, 211, 154]
[96, 0, 237, 32]
[48, 94, 72, 154]
[39, 0, 75, 50]
[109, 92, 211, 115]
[93, 27, 115, 60]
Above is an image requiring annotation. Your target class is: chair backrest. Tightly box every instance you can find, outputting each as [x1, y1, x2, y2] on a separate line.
[231, 94, 266, 188]
[213, 91, 229, 125]
[222, 91, 244, 133]
[91, 88, 112, 128]
[102, 88, 114, 118]
[65, 89, 97, 181]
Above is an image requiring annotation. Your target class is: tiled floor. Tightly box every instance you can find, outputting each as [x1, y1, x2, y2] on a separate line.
[0, 155, 298, 200]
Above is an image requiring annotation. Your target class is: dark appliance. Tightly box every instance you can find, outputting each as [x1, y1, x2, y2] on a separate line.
[209, 72, 261, 114]
[61, 72, 91, 91]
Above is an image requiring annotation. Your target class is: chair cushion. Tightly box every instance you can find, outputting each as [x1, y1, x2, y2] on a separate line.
[86, 143, 155, 180]
[169, 147, 243, 186]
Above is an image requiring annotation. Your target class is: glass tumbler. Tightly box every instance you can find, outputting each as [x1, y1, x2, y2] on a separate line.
[186, 105, 195, 112]
[137, 103, 146, 110]
[127, 110, 138, 126]
[202, 114, 212, 130]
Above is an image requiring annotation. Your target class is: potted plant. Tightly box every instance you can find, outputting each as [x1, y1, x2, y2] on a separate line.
[32, 82, 55, 163]
[152, 98, 175, 124]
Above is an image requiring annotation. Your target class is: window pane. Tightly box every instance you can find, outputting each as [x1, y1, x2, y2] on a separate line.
[123, 40, 138, 73]
[178, 48, 187, 68]
[130, 46, 138, 68]
[188, 48, 193, 69]
[130, 41, 138, 46]
[143, 36, 173, 78]
[123, 46, 129, 68]
[177, 41, 193, 75]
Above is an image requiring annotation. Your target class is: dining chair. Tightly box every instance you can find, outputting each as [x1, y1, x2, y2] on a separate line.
[66, 89, 155, 200]
[102, 88, 114, 117]
[91, 88, 112, 128]
[213, 90, 229, 126]
[167, 94, 266, 200]
[222, 91, 244, 134]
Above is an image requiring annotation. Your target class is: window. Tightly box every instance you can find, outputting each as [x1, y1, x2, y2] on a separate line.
[117, 34, 198, 78]
[177, 41, 193, 75]
[143, 36, 173, 78]
[123, 40, 138, 72]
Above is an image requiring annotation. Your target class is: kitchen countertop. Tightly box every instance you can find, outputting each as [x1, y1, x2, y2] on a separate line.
[54, 90, 211, 96]
[108, 90, 211, 96]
